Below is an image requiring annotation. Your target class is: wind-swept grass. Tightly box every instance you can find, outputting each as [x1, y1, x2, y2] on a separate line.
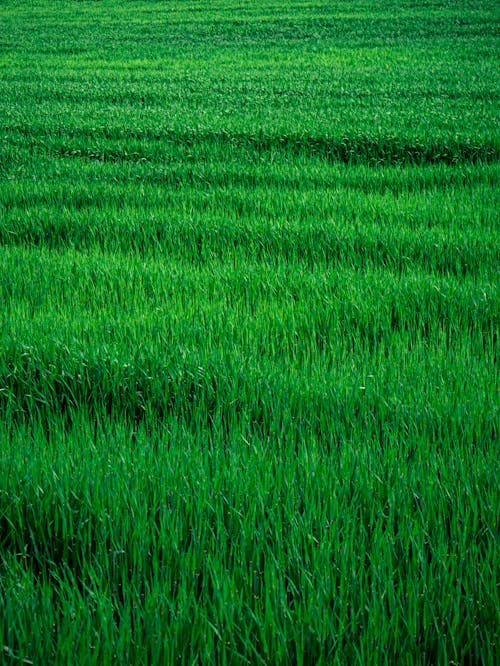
[0, 0, 499, 664]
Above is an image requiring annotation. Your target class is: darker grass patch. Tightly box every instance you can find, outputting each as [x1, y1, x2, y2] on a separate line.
[5, 124, 499, 166]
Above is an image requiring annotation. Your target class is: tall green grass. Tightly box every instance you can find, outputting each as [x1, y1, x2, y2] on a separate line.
[1, 0, 499, 664]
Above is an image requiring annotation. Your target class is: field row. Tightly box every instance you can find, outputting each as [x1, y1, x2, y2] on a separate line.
[1, 246, 497, 446]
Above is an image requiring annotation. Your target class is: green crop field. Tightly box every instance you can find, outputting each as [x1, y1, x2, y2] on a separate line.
[0, 0, 499, 664]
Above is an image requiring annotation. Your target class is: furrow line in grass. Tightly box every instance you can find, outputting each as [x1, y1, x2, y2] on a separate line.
[1, 217, 497, 278]
[1, 245, 498, 332]
[0, 340, 497, 447]
[2, 159, 499, 195]
[3, 126, 499, 165]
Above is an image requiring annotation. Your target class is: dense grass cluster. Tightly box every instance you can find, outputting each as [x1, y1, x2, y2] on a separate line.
[1, 1, 499, 664]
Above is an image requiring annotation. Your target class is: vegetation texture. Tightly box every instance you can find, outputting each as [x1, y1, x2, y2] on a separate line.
[0, 0, 499, 664]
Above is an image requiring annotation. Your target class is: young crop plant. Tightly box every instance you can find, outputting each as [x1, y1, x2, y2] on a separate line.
[0, 0, 498, 664]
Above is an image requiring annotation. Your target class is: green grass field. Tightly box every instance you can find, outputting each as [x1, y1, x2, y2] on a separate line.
[1, 1, 499, 663]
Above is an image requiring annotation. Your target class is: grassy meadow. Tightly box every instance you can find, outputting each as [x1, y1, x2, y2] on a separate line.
[0, 0, 499, 663]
